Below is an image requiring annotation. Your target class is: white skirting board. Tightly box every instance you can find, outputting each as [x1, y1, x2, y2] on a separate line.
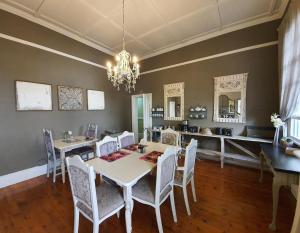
[0, 164, 47, 189]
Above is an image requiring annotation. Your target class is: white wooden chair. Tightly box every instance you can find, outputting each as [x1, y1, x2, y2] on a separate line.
[43, 128, 74, 183]
[95, 136, 119, 183]
[131, 147, 178, 233]
[160, 128, 180, 146]
[43, 128, 61, 183]
[72, 123, 98, 161]
[174, 138, 198, 215]
[86, 123, 98, 139]
[117, 131, 135, 148]
[96, 136, 118, 157]
[161, 128, 182, 166]
[66, 155, 125, 233]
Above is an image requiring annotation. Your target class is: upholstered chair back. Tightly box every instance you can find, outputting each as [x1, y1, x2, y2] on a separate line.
[96, 136, 118, 157]
[155, 147, 177, 203]
[43, 129, 56, 161]
[118, 131, 135, 148]
[86, 123, 98, 139]
[66, 155, 98, 221]
[160, 128, 180, 146]
[184, 139, 198, 179]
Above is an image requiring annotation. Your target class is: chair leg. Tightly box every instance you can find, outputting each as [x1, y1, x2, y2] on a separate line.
[117, 211, 120, 218]
[170, 190, 177, 223]
[53, 164, 56, 183]
[47, 160, 50, 178]
[183, 185, 191, 215]
[155, 207, 164, 233]
[93, 222, 99, 233]
[131, 199, 134, 213]
[191, 176, 197, 202]
[74, 207, 79, 233]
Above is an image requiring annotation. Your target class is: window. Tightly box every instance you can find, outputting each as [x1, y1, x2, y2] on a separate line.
[290, 117, 300, 139]
[289, 107, 300, 144]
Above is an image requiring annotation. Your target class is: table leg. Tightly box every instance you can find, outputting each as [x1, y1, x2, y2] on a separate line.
[291, 176, 300, 233]
[61, 151, 66, 183]
[259, 152, 264, 183]
[123, 186, 132, 233]
[269, 172, 298, 231]
[269, 174, 281, 231]
[220, 137, 224, 168]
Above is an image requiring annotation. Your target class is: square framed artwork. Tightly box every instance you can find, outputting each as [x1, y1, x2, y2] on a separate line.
[15, 81, 52, 111]
[87, 89, 105, 110]
[58, 85, 83, 110]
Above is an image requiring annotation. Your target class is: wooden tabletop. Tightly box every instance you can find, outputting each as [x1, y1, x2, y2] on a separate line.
[261, 144, 300, 174]
[54, 136, 98, 151]
[86, 141, 178, 186]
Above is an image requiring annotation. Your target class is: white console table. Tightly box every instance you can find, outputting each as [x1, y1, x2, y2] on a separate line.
[148, 129, 272, 168]
[180, 131, 272, 168]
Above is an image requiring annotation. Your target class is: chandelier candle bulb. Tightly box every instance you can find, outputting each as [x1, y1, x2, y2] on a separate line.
[132, 56, 138, 63]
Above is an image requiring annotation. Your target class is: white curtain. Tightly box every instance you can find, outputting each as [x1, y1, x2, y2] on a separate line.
[279, 0, 300, 121]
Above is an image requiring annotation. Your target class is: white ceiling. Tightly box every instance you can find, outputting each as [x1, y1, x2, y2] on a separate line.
[0, 0, 288, 60]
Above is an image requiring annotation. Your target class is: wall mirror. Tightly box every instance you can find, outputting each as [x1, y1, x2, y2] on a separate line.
[164, 82, 184, 121]
[213, 73, 248, 123]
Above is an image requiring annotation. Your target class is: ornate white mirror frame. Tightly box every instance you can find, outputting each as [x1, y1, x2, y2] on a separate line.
[213, 73, 248, 123]
[164, 82, 184, 121]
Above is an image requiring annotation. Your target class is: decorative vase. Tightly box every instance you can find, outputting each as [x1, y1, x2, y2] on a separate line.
[273, 127, 280, 146]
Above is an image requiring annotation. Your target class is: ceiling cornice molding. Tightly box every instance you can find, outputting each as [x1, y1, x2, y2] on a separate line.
[140, 12, 283, 60]
[0, 0, 288, 60]
[0, 1, 116, 56]
[140, 0, 288, 60]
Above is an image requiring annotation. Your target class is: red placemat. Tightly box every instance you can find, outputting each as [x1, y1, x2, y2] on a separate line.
[140, 151, 163, 163]
[100, 151, 130, 162]
[124, 144, 139, 151]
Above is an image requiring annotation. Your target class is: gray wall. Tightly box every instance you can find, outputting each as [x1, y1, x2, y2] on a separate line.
[135, 20, 280, 150]
[0, 10, 131, 175]
[0, 9, 281, 175]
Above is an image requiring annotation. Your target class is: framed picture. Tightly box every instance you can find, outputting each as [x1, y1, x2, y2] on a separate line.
[15, 81, 52, 111]
[58, 85, 83, 110]
[87, 89, 105, 110]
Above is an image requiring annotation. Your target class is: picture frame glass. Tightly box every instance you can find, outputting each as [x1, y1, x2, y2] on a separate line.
[58, 86, 83, 111]
[16, 81, 52, 111]
[87, 90, 105, 110]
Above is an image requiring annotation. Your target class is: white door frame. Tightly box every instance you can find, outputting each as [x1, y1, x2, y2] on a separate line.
[131, 93, 152, 142]
[143, 93, 152, 140]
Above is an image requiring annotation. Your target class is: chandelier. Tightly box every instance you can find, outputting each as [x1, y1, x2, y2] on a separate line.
[106, 0, 140, 93]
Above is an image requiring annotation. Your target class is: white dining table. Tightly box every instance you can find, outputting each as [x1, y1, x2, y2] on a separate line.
[54, 136, 98, 183]
[86, 141, 179, 233]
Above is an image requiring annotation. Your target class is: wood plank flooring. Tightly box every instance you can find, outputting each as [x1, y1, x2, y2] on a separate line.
[0, 160, 296, 233]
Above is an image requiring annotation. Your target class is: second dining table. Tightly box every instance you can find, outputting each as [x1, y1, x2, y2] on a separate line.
[54, 136, 98, 183]
[86, 141, 180, 233]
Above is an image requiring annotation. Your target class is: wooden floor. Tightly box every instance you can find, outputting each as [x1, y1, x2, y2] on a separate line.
[0, 160, 296, 233]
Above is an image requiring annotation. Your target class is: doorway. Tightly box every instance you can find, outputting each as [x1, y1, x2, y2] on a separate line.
[131, 93, 152, 142]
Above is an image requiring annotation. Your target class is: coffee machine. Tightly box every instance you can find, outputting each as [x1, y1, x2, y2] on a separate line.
[180, 120, 189, 132]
